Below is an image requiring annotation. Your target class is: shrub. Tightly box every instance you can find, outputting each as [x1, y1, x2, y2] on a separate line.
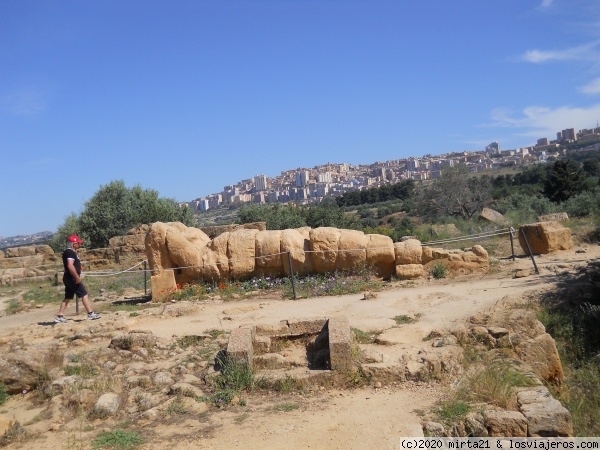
[91, 430, 144, 449]
[0, 384, 9, 405]
[431, 264, 447, 279]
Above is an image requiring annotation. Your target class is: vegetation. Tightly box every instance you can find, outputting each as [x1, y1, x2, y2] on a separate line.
[91, 430, 144, 449]
[51, 180, 197, 250]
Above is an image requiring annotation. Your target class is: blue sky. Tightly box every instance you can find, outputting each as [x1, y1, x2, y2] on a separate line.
[2, 0, 600, 237]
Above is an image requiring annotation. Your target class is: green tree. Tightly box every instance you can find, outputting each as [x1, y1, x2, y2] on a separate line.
[543, 159, 587, 203]
[238, 204, 306, 229]
[305, 199, 355, 228]
[51, 180, 197, 250]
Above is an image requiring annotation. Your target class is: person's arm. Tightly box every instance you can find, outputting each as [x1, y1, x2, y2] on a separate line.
[67, 259, 81, 284]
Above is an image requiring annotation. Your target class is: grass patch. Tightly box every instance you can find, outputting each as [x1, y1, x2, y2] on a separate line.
[435, 400, 471, 424]
[284, 269, 383, 299]
[393, 314, 417, 325]
[455, 361, 537, 409]
[273, 402, 300, 412]
[91, 429, 144, 449]
[0, 384, 9, 405]
[256, 375, 306, 394]
[351, 327, 383, 344]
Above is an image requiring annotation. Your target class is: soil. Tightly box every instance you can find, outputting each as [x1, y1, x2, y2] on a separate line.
[0, 242, 597, 450]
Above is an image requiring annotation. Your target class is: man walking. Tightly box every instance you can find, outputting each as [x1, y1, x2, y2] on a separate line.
[54, 235, 101, 323]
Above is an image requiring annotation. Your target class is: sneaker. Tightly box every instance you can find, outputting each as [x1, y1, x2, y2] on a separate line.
[87, 311, 101, 320]
[54, 315, 68, 323]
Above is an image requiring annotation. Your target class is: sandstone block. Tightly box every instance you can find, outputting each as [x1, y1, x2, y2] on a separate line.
[336, 229, 368, 271]
[327, 317, 353, 371]
[515, 333, 564, 383]
[281, 228, 312, 276]
[519, 222, 572, 255]
[483, 410, 527, 437]
[255, 230, 284, 277]
[395, 264, 424, 280]
[366, 234, 395, 278]
[310, 227, 341, 273]
[394, 239, 422, 265]
[227, 229, 259, 279]
[227, 326, 255, 368]
[517, 386, 573, 437]
[150, 270, 177, 301]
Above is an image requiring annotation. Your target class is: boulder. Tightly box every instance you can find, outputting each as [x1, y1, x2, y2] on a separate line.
[479, 208, 510, 226]
[93, 393, 121, 417]
[515, 333, 564, 383]
[538, 212, 569, 223]
[0, 351, 47, 394]
[518, 222, 572, 255]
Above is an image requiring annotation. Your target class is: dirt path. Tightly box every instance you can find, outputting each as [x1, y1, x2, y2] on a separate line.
[0, 246, 596, 449]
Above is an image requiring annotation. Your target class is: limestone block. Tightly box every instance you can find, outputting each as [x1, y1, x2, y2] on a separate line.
[479, 208, 510, 226]
[483, 410, 527, 437]
[395, 264, 424, 280]
[471, 245, 488, 259]
[227, 229, 259, 279]
[283, 319, 328, 336]
[366, 234, 395, 278]
[281, 229, 313, 276]
[255, 230, 284, 277]
[519, 222, 572, 255]
[227, 326, 255, 368]
[328, 317, 353, 371]
[165, 226, 205, 284]
[394, 239, 422, 265]
[431, 248, 449, 260]
[336, 229, 368, 271]
[515, 333, 564, 383]
[150, 270, 177, 301]
[310, 227, 341, 273]
[517, 386, 573, 437]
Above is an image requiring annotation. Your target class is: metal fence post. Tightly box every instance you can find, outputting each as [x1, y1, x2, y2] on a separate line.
[509, 227, 515, 261]
[519, 227, 540, 274]
[144, 260, 147, 296]
[287, 251, 297, 300]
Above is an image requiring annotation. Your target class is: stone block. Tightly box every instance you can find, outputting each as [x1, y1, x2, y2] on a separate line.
[283, 319, 327, 336]
[484, 410, 527, 437]
[150, 270, 177, 301]
[227, 326, 255, 368]
[519, 222, 572, 255]
[327, 317, 352, 371]
[517, 386, 573, 437]
[395, 264, 424, 280]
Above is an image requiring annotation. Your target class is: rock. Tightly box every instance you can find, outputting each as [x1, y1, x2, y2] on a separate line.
[395, 264, 424, 280]
[394, 239, 422, 265]
[483, 409, 527, 437]
[517, 386, 573, 437]
[0, 351, 47, 394]
[337, 229, 368, 271]
[168, 382, 204, 398]
[518, 222, 573, 255]
[93, 393, 121, 417]
[310, 227, 341, 273]
[366, 234, 395, 279]
[515, 333, 564, 383]
[538, 212, 569, 223]
[480, 208, 510, 226]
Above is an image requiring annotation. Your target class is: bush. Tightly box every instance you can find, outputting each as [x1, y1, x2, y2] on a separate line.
[0, 384, 9, 405]
[431, 264, 447, 279]
[562, 189, 600, 218]
[91, 430, 144, 449]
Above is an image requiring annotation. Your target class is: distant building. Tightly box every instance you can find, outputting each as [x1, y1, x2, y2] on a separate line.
[295, 170, 310, 187]
[254, 175, 268, 191]
[486, 142, 501, 155]
[536, 138, 549, 147]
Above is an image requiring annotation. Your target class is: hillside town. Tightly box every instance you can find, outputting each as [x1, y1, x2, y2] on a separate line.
[190, 126, 600, 210]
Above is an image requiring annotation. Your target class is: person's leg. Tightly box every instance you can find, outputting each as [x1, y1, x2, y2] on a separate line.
[80, 294, 93, 314]
[58, 298, 70, 316]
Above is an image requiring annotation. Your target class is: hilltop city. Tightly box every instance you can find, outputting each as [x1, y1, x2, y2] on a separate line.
[189, 125, 600, 211]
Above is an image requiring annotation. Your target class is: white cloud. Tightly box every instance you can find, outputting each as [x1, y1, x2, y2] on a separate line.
[487, 103, 600, 139]
[579, 77, 600, 94]
[522, 41, 600, 63]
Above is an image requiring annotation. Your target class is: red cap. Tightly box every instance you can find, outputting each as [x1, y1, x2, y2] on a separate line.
[67, 235, 83, 244]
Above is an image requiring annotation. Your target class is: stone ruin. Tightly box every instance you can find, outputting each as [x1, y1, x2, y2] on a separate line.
[145, 222, 490, 300]
[518, 221, 573, 255]
[225, 307, 573, 438]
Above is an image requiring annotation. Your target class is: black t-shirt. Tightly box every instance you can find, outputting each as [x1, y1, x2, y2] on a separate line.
[62, 248, 81, 280]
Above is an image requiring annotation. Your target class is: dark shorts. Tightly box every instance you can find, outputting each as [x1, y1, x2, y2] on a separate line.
[63, 275, 88, 299]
